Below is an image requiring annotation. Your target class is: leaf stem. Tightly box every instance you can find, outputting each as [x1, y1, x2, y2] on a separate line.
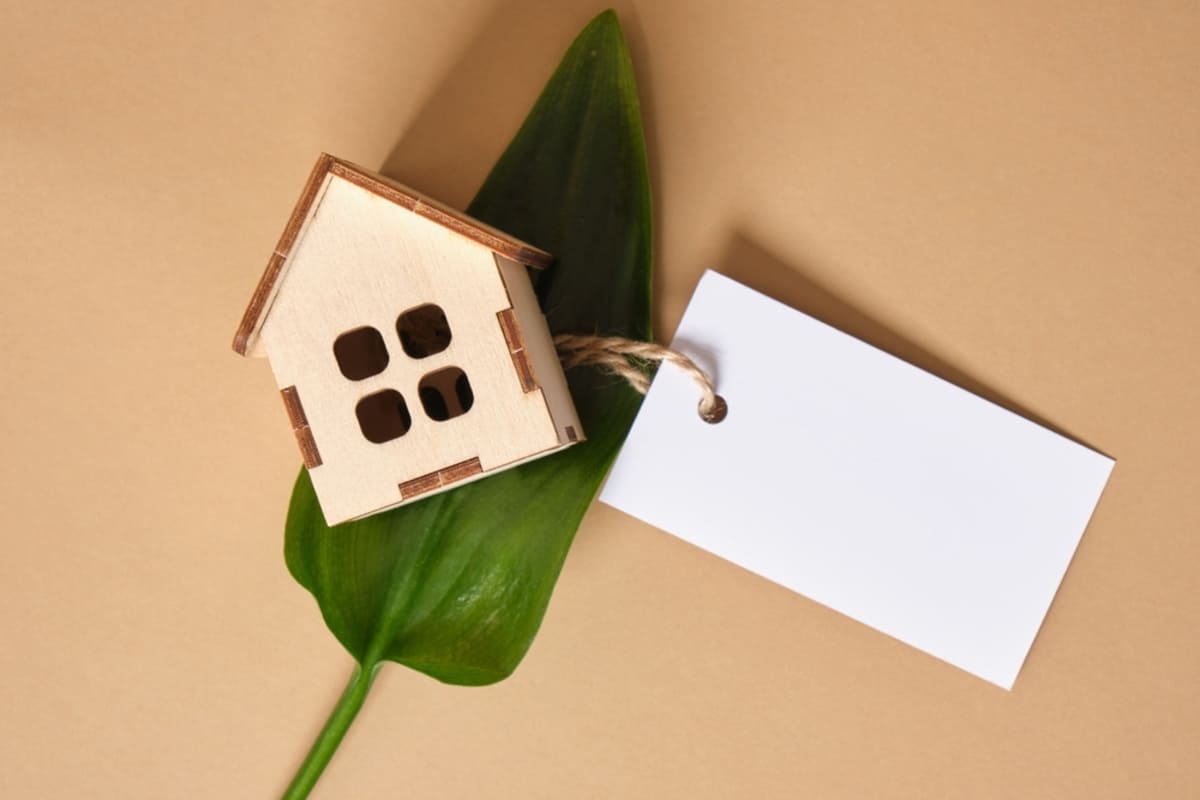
[283, 662, 381, 800]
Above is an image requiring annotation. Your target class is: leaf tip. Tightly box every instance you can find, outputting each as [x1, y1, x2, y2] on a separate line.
[584, 8, 625, 41]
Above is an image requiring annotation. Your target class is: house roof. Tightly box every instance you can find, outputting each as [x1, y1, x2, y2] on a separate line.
[232, 154, 553, 356]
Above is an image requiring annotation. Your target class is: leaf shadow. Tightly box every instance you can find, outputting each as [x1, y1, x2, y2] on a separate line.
[716, 232, 1102, 452]
[377, 0, 660, 280]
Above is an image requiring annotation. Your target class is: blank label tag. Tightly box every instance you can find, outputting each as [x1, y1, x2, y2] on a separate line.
[600, 271, 1114, 689]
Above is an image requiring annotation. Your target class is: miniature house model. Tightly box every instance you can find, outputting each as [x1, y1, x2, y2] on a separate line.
[233, 154, 582, 525]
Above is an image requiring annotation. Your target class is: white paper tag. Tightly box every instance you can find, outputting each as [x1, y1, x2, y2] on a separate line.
[600, 271, 1114, 689]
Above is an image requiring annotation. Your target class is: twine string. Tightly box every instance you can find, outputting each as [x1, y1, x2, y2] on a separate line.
[553, 334, 727, 423]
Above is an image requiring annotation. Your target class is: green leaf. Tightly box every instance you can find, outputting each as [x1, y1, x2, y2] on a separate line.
[283, 16, 650, 793]
[284, 10, 651, 687]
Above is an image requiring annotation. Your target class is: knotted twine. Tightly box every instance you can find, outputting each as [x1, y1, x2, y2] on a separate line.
[553, 334, 727, 423]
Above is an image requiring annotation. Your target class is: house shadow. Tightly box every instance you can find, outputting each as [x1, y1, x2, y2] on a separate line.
[371, 2, 1094, 453]
[377, 0, 657, 216]
[715, 233, 1099, 450]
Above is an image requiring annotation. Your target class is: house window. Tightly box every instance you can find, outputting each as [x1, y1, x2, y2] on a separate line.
[397, 304, 452, 359]
[418, 366, 474, 421]
[355, 389, 412, 443]
[337, 307, 474, 442]
[333, 326, 389, 380]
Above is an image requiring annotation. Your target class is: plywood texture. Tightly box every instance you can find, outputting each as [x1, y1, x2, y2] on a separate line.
[2, 1, 1198, 798]
[233, 154, 553, 357]
[248, 167, 576, 523]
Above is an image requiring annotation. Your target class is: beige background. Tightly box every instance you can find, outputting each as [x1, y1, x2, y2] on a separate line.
[3, 1, 1197, 797]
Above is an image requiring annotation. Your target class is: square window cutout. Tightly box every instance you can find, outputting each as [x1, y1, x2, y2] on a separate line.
[356, 389, 412, 443]
[419, 367, 474, 421]
[397, 304, 452, 359]
[334, 326, 389, 381]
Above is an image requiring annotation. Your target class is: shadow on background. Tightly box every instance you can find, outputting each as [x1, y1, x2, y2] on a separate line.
[378, 0, 657, 221]
[372, 3, 1096, 453]
[716, 233, 1099, 451]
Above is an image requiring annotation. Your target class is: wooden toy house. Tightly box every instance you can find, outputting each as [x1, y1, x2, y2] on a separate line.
[233, 154, 583, 525]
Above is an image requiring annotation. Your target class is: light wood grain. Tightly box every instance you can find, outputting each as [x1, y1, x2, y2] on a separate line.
[496, 254, 584, 446]
[233, 155, 554, 358]
[253, 169, 578, 524]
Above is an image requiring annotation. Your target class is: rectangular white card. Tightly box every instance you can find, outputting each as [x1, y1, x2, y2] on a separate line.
[600, 271, 1114, 689]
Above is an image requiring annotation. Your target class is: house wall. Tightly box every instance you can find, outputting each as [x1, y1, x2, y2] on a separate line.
[495, 254, 584, 445]
[260, 174, 562, 524]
